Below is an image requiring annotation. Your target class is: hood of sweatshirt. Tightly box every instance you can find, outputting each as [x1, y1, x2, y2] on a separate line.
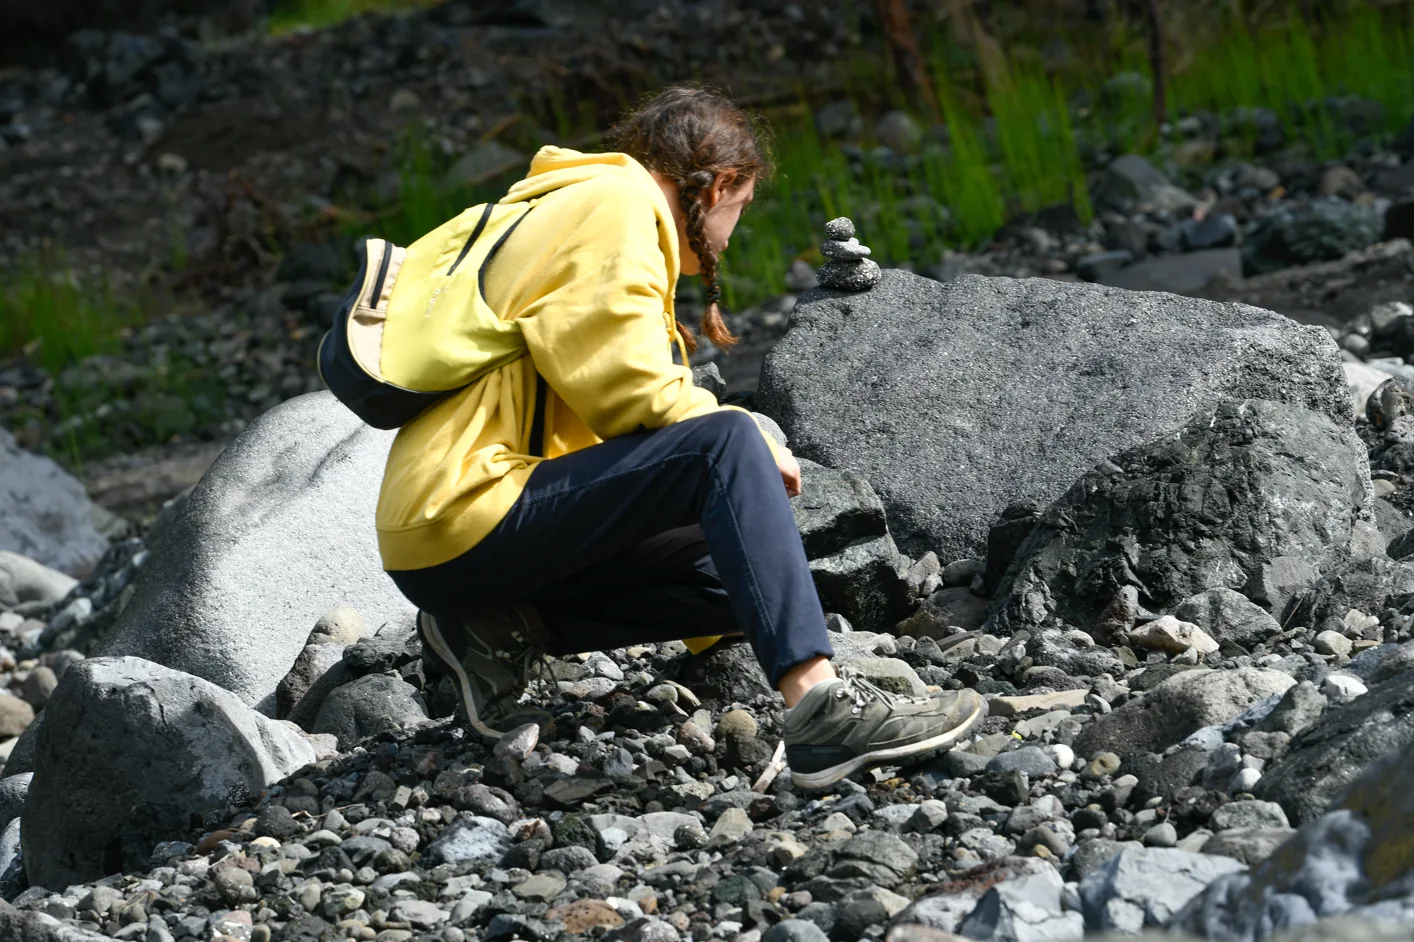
[502, 145, 680, 290]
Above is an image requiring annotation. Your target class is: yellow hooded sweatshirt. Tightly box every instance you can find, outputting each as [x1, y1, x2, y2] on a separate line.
[375, 146, 779, 576]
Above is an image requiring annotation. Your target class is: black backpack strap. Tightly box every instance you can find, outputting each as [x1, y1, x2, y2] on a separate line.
[529, 373, 548, 458]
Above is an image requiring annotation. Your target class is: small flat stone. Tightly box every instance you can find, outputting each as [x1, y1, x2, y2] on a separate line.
[986, 746, 1058, 777]
[1312, 630, 1352, 658]
[820, 238, 872, 260]
[1143, 822, 1178, 847]
[988, 689, 1088, 717]
[515, 871, 568, 902]
[389, 899, 448, 928]
[817, 258, 882, 292]
[706, 808, 753, 849]
[824, 217, 855, 240]
[494, 723, 539, 762]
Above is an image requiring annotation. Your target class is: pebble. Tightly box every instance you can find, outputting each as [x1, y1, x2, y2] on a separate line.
[1313, 630, 1353, 657]
[1322, 672, 1368, 702]
[1084, 752, 1122, 779]
[1047, 743, 1076, 770]
[494, 723, 540, 762]
[1143, 822, 1178, 847]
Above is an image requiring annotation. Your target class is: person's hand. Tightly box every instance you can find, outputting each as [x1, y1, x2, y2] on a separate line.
[777, 448, 802, 498]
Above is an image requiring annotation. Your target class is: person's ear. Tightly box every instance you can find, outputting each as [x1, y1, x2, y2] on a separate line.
[708, 170, 737, 209]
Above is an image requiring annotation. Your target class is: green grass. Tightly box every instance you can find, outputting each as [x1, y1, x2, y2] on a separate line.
[303, 2, 1414, 315]
[266, 0, 441, 34]
[0, 259, 143, 373]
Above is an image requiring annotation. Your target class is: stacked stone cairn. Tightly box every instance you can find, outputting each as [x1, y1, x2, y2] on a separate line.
[816, 216, 882, 291]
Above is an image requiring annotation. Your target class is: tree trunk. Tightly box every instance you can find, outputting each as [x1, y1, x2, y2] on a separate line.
[876, 0, 940, 118]
[1146, 0, 1168, 134]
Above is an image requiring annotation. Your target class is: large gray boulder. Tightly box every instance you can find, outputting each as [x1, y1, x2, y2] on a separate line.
[97, 392, 415, 714]
[991, 399, 1372, 634]
[1289, 555, 1414, 630]
[22, 656, 315, 889]
[1079, 847, 1246, 933]
[1074, 667, 1296, 759]
[0, 429, 116, 577]
[1172, 735, 1414, 939]
[1256, 670, 1414, 825]
[758, 272, 1351, 563]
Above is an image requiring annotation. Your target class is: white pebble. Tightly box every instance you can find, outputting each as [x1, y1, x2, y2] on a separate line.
[1047, 743, 1075, 770]
[1322, 673, 1368, 703]
[1229, 767, 1263, 793]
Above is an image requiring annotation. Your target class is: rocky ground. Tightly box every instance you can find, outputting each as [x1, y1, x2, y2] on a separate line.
[4, 3, 1414, 942]
[4, 259, 1414, 940]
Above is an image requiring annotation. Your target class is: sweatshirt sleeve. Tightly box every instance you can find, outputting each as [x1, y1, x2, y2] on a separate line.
[512, 187, 728, 441]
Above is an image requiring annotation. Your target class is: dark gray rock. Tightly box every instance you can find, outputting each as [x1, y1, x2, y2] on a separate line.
[1256, 670, 1414, 824]
[0, 775, 29, 834]
[956, 864, 1084, 941]
[275, 643, 347, 720]
[1074, 668, 1295, 758]
[890, 857, 1059, 936]
[341, 619, 420, 675]
[0, 2, 254, 63]
[678, 639, 773, 704]
[97, 392, 416, 714]
[22, 656, 314, 888]
[691, 364, 726, 401]
[758, 272, 1350, 565]
[987, 746, 1058, 778]
[1133, 747, 1210, 805]
[992, 400, 1371, 634]
[422, 814, 512, 868]
[311, 673, 428, 750]
[1180, 213, 1240, 251]
[1242, 197, 1384, 276]
[762, 920, 829, 942]
[0, 429, 114, 577]
[1211, 801, 1290, 832]
[1173, 589, 1282, 651]
[807, 535, 912, 634]
[1173, 736, 1414, 939]
[1078, 847, 1246, 932]
[896, 586, 989, 638]
[1256, 680, 1328, 738]
[789, 459, 887, 558]
[1289, 555, 1414, 628]
[1097, 155, 1198, 214]
[0, 905, 112, 941]
[1201, 828, 1297, 867]
[983, 501, 1043, 595]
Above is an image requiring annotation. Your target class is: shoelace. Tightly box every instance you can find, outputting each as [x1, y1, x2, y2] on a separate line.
[835, 667, 928, 715]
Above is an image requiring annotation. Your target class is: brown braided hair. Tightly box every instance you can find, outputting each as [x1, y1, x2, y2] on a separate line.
[609, 85, 772, 352]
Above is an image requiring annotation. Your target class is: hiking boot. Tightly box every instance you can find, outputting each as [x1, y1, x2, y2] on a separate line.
[783, 671, 987, 789]
[417, 606, 551, 739]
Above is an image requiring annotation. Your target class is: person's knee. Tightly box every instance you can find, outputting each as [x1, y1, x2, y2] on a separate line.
[697, 409, 767, 453]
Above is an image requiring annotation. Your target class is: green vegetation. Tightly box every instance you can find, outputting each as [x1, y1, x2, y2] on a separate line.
[0, 258, 142, 373]
[266, 0, 440, 35]
[0, 259, 233, 465]
[10, 1, 1414, 465]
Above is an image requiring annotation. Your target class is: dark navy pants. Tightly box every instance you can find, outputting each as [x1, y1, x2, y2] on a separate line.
[388, 410, 833, 687]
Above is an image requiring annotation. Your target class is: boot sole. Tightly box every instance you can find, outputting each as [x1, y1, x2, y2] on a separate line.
[418, 611, 506, 740]
[789, 695, 989, 790]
